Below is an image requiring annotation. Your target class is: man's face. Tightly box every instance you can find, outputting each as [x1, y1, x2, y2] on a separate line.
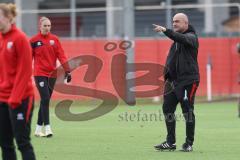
[172, 15, 188, 33]
[40, 19, 51, 35]
[0, 10, 9, 33]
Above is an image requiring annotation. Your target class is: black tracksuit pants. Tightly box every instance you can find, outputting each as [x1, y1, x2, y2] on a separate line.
[0, 97, 36, 160]
[163, 81, 199, 145]
[34, 76, 56, 126]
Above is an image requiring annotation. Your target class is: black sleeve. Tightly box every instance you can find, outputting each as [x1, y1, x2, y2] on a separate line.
[163, 29, 198, 48]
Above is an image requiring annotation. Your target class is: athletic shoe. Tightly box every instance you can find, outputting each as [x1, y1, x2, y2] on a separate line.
[34, 131, 46, 137]
[34, 125, 45, 137]
[154, 141, 176, 151]
[44, 125, 53, 137]
[180, 142, 193, 152]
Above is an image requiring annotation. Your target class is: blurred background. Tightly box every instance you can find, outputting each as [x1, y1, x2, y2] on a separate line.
[2, 0, 240, 103]
[2, 0, 240, 38]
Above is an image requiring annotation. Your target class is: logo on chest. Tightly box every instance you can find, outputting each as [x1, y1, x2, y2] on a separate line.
[31, 41, 43, 49]
[49, 40, 55, 45]
[37, 41, 42, 46]
[7, 41, 13, 50]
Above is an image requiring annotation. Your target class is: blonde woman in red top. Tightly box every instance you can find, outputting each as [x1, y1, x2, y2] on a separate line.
[30, 17, 71, 137]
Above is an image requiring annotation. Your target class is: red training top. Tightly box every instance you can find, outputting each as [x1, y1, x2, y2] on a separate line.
[0, 25, 34, 108]
[30, 32, 69, 77]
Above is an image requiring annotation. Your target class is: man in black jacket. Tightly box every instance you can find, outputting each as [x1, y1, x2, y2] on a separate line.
[153, 13, 200, 152]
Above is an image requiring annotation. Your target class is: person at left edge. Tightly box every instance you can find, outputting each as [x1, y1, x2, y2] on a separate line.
[0, 3, 36, 160]
[30, 16, 72, 138]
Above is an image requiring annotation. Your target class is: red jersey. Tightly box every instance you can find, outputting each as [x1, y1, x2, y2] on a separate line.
[30, 32, 69, 77]
[0, 25, 34, 108]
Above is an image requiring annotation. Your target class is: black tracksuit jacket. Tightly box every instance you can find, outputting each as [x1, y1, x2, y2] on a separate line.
[163, 25, 200, 87]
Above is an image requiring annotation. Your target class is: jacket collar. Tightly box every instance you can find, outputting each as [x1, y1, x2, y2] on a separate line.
[38, 32, 50, 38]
[183, 25, 196, 34]
[1, 24, 17, 37]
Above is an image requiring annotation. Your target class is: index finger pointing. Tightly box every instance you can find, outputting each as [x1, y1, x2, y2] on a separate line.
[152, 24, 160, 27]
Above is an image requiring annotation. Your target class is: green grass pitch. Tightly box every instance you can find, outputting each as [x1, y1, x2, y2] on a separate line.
[2, 101, 240, 160]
